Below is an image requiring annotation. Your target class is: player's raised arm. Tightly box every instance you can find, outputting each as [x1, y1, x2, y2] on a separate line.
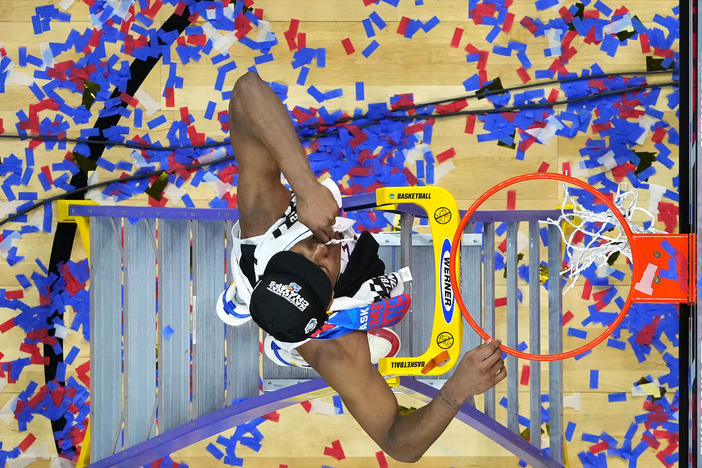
[299, 333, 506, 463]
[229, 71, 337, 241]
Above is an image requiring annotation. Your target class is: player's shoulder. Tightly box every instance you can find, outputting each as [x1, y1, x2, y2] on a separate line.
[299, 331, 370, 369]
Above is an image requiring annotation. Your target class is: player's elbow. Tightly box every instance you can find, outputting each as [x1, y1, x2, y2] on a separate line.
[229, 71, 264, 119]
[380, 435, 425, 463]
[384, 447, 423, 464]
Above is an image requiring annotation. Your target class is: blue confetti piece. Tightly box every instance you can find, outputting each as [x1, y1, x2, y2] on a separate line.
[362, 40, 380, 58]
[254, 53, 273, 65]
[594, 0, 613, 16]
[369, 12, 386, 30]
[535, 0, 558, 9]
[422, 16, 440, 33]
[204, 101, 216, 120]
[608, 392, 626, 402]
[147, 115, 167, 130]
[589, 369, 599, 389]
[316, 48, 326, 68]
[15, 274, 31, 289]
[493, 45, 511, 56]
[568, 327, 587, 339]
[565, 422, 576, 441]
[35, 258, 48, 275]
[206, 443, 224, 460]
[362, 18, 375, 38]
[601, 34, 619, 57]
[355, 81, 364, 101]
[332, 395, 344, 414]
[607, 338, 626, 350]
[296, 66, 310, 86]
[65, 346, 80, 365]
[383, 0, 399, 5]
[485, 24, 501, 43]
[324, 88, 343, 100]
[307, 85, 325, 103]
[163, 325, 174, 339]
[463, 74, 481, 91]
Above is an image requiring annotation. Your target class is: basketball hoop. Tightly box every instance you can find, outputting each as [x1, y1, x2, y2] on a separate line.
[449, 172, 695, 361]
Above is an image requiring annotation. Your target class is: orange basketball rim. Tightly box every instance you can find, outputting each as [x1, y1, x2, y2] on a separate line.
[449, 172, 697, 361]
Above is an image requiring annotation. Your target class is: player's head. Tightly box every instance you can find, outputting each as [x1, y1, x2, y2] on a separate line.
[249, 250, 333, 343]
[288, 233, 343, 286]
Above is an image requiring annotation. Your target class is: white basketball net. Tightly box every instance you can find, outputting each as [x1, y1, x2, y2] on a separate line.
[542, 182, 664, 294]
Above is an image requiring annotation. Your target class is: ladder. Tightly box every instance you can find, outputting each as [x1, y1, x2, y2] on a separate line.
[59, 185, 567, 468]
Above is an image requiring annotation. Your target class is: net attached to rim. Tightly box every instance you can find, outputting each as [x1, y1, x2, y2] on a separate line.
[543, 182, 664, 294]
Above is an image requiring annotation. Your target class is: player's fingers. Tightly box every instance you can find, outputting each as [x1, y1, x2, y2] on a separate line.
[482, 349, 502, 368]
[493, 364, 507, 383]
[489, 356, 504, 374]
[480, 340, 501, 359]
[313, 226, 332, 243]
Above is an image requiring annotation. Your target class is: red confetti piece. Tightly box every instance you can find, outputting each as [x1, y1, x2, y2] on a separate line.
[465, 43, 480, 55]
[300, 400, 312, 412]
[651, 127, 667, 143]
[119, 92, 139, 107]
[349, 167, 370, 177]
[654, 47, 674, 58]
[658, 202, 679, 233]
[520, 17, 538, 34]
[464, 114, 476, 134]
[450, 27, 463, 47]
[516, 66, 531, 83]
[495, 297, 507, 307]
[559, 6, 574, 22]
[76, 360, 90, 375]
[537, 161, 550, 173]
[297, 32, 306, 48]
[324, 440, 346, 460]
[589, 440, 609, 454]
[611, 162, 636, 182]
[506, 190, 516, 210]
[5, 289, 23, 300]
[179, 106, 191, 123]
[562, 310, 574, 326]
[0, 318, 16, 333]
[503, 12, 515, 32]
[397, 16, 410, 35]
[561, 162, 571, 176]
[642, 433, 661, 449]
[477, 51, 489, 70]
[341, 38, 355, 55]
[263, 411, 280, 422]
[582, 280, 592, 300]
[18, 433, 36, 452]
[403, 122, 425, 136]
[635, 316, 661, 345]
[363, 0, 378, 5]
[436, 147, 456, 163]
[640, 33, 651, 53]
[520, 364, 530, 385]
[592, 288, 611, 302]
[165, 87, 175, 108]
[401, 167, 418, 186]
[375, 451, 389, 468]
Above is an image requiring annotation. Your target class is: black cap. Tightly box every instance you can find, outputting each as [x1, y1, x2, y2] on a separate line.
[249, 251, 333, 343]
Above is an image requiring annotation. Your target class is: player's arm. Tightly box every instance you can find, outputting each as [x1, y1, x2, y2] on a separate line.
[298, 332, 505, 463]
[228, 71, 337, 241]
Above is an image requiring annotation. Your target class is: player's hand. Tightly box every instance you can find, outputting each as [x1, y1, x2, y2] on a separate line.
[440, 340, 506, 408]
[297, 181, 338, 243]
